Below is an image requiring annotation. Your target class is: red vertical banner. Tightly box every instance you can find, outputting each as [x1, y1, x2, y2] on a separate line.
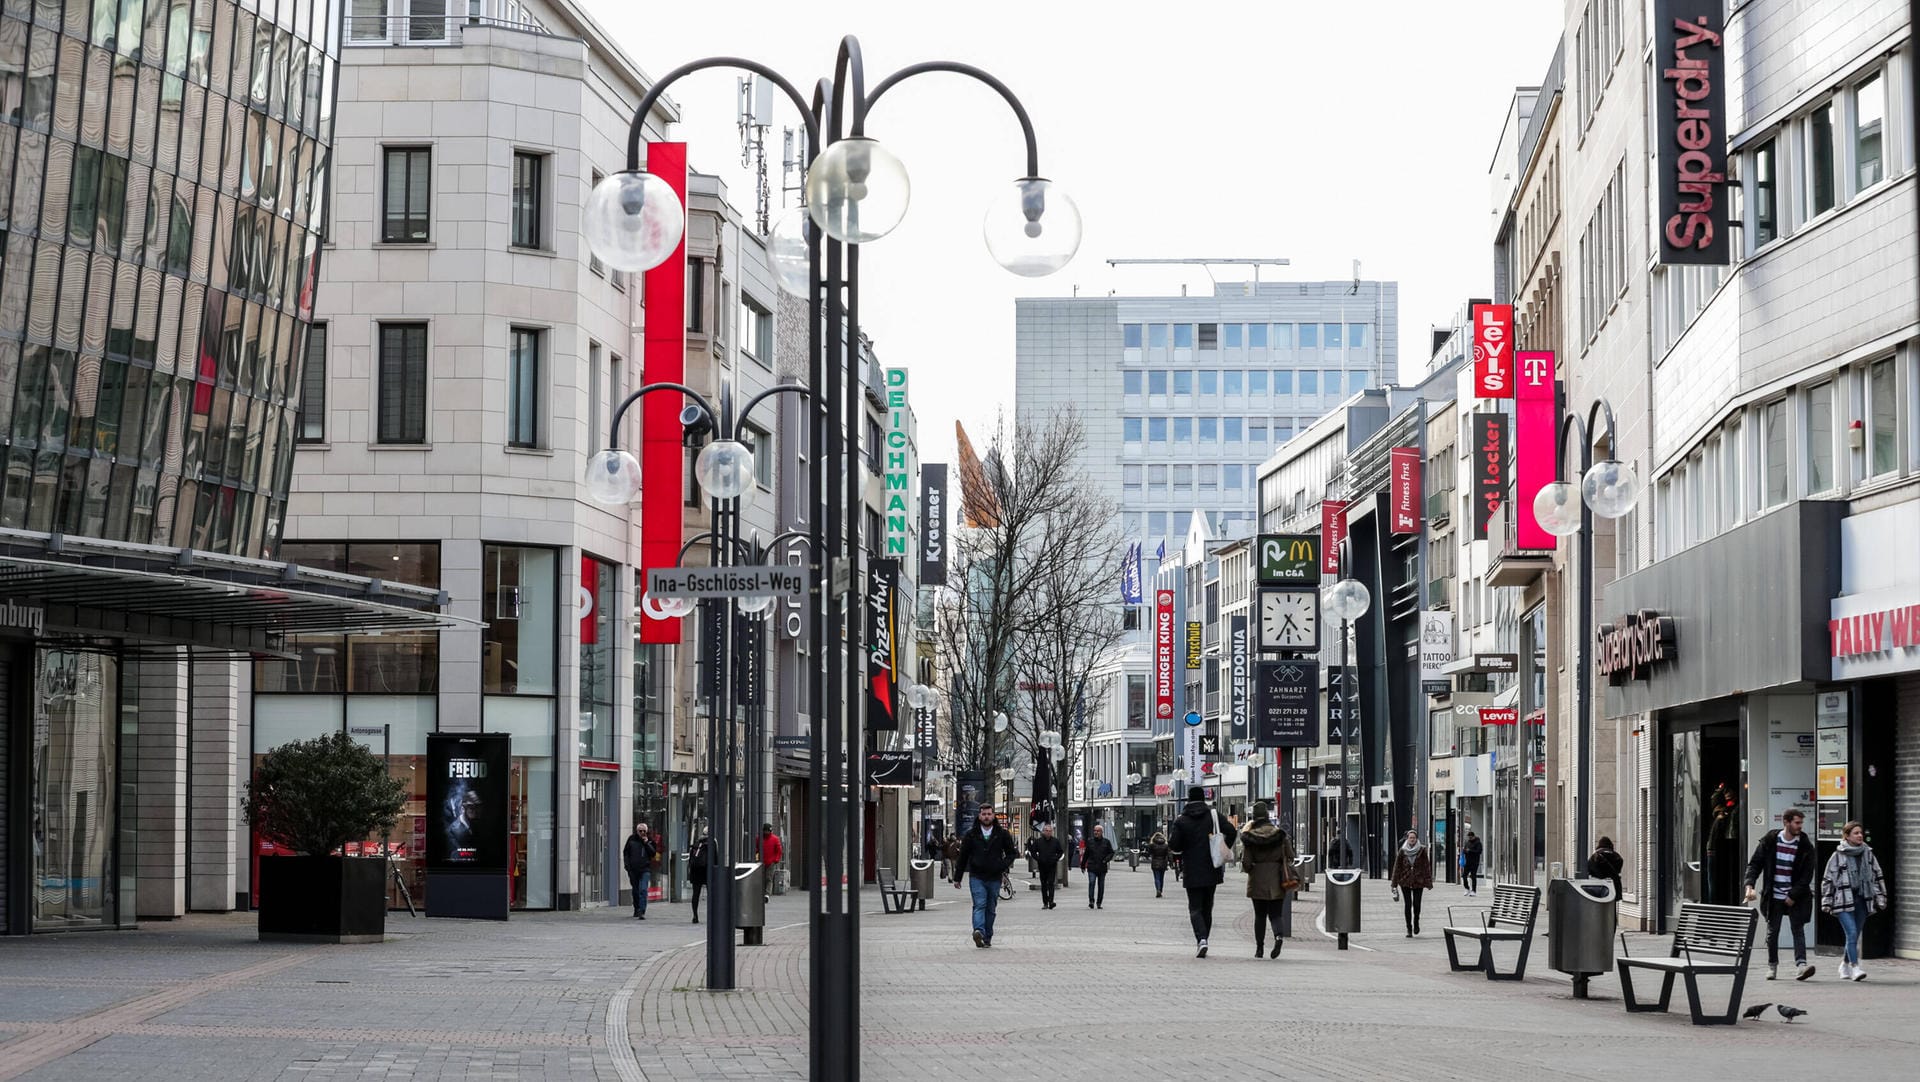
[1471, 413, 1509, 541]
[1471, 303, 1515, 399]
[1389, 447, 1422, 535]
[638, 144, 688, 644]
[1514, 350, 1558, 551]
[1320, 500, 1349, 574]
[579, 555, 599, 645]
[1153, 589, 1176, 724]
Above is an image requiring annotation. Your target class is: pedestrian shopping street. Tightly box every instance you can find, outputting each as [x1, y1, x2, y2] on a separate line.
[2, 865, 1914, 1081]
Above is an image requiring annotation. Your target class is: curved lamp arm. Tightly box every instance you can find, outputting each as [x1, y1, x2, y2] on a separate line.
[864, 60, 1041, 179]
[767, 529, 823, 558]
[606, 381, 713, 453]
[627, 59, 818, 173]
[730, 384, 813, 443]
[1554, 398, 1618, 482]
[676, 530, 754, 566]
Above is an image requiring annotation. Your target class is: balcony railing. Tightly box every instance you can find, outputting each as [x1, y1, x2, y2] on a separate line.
[344, 15, 553, 47]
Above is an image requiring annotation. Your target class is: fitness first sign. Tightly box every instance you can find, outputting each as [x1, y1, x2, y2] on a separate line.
[1654, 0, 1729, 265]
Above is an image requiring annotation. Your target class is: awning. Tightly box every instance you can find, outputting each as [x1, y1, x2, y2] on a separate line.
[0, 528, 466, 657]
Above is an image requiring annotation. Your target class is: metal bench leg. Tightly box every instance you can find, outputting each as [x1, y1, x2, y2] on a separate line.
[1682, 971, 1739, 1026]
[1617, 964, 1674, 1013]
[1444, 932, 1471, 972]
[1477, 938, 1497, 978]
[1508, 933, 1534, 982]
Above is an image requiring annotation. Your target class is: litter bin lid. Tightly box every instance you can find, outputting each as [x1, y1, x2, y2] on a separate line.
[733, 862, 762, 880]
[1325, 869, 1362, 885]
[909, 859, 933, 870]
[1569, 877, 1617, 902]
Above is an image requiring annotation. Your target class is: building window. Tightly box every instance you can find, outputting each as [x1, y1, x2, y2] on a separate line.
[1868, 358, 1898, 477]
[1348, 324, 1368, 348]
[1853, 72, 1884, 192]
[484, 544, 557, 695]
[1806, 381, 1834, 493]
[1248, 370, 1267, 396]
[1198, 370, 1217, 397]
[1223, 416, 1242, 444]
[1762, 399, 1789, 507]
[1174, 324, 1194, 350]
[1123, 464, 1142, 498]
[746, 425, 773, 488]
[588, 170, 606, 276]
[1123, 371, 1143, 397]
[296, 323, 327, 443]
[1808, 100, 1837, 217]
[1127, 674, 1147, 727]
[1123, 417, 1143, 448]
[1148, 370, 1168, 396]
[1752, 139, 1778, 247]
[377, 322, 428, 444]
[1722, 418, 1743, 527]
[1323, 323, 1342, 349]
[1273, 370, 1292, 395]
[1149, 324, 1168, 350]
[1123, 323, 1143, 348]
[511, 150, 543, 248]
[1298, 323, 1318, 349]
[1148, 464, 1167, 500]
[1173, 371, 1193, 396]
[1198, 323, 1218, 350]
[687, 258, 706, 333]
[1249, 324, 1268, 349]
[1348, 371, 1368, 394]
[741, 296, 773, 367]
[1198, 417, 1217, 446]
[1271, 323, 1293, 350]
[381, 146, 430, 243]
[1224, 324, 1243, 349]
[508, 327, 542, 448]
[1148, 417, 1167, 447]
[579, 555, 617, 760]
[1173, 417, 1193, 446]
[1299, 370, 1318, 396]
[1222, 370, 1242, 396]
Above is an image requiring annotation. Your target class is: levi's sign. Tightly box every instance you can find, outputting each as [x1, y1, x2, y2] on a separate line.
[1654, 0, 1729, 265]
[1471, 303, 1514, 399]
[648, 565, 806, 600]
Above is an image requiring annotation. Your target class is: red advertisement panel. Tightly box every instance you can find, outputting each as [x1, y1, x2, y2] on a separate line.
[1320, 500, 1349, 574]
[1389, 447, 1421, 535]
[1153, 589, 1176, 722]
[638, 144, 688, 644]
[1479, 707, 1520, 726]
[1514, 350, 1558, 551]
[1471, 303, 1515, 399]
[1471, 412, 1509, 541]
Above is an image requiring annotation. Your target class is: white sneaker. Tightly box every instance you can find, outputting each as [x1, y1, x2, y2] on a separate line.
[1838, 962, 1855, 980]
[1852, 964, 1867, 982]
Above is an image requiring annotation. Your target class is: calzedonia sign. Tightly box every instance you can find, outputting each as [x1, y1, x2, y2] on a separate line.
[1654, 0, 1729, 265]
[1596, 610, 1678, 685]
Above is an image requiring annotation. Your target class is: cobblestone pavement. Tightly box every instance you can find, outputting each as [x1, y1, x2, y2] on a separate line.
[5, 872, 1917, 1080]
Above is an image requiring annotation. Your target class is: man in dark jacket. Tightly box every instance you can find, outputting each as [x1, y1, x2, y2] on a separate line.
[1027, 822, 1065, 909]
[1082, 823, 1116, 909]
[1460, 831, 1484, 896]
[1745, 807, 1819, 980]
[622, 822, 658, 920]
[1168, 796, 1237, 957]
[950, 805, 1019, 947]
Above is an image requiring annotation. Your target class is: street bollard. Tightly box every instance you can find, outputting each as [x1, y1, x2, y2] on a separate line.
[734, 862, 766, 946]
[1324, 869, 1363, 950]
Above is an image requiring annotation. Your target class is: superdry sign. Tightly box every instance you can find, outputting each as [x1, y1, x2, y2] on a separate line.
[1595, 610, 1678, 685]
[1154, 590, 1176, 721]
[1471, 412, 1508, 541]
[1654, 0, 1729, 265]
[1471, 304, 1514, 399]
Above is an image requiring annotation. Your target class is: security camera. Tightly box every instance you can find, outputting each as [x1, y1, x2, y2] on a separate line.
[680, 403, 714, 443]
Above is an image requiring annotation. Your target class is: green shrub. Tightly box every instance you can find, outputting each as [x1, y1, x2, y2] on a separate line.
[244, 731, 407, 857]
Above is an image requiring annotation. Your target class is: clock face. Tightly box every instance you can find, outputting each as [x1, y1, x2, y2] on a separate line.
[1259, 589, 1319, 650]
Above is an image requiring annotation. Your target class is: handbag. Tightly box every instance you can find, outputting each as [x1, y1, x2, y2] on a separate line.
[1208, 810, 1229, 869]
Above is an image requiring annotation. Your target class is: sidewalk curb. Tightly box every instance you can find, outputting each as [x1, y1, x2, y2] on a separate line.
[603, 919, 809, 1082]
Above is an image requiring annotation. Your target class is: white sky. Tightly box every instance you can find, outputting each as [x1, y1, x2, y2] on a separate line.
[584, 0, 1564, 471]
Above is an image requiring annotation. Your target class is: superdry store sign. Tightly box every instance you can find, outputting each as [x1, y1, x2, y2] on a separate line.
[1471, 304, 1514, 399]
[1154, 589, 1176, 721]
[1654, 0, 1729, 265]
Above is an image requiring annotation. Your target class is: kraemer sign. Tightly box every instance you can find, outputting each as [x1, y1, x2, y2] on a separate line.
[1154, 589, 1176, 721]
[1595, 610, 1678, 685]
[1654, 0, 1729, 265]
[919, 463, 948, 586]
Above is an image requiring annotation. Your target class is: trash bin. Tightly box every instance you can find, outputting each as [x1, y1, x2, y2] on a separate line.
[1547, 878, 1617, 998]
[734, 862, 766, 945]
[670, 852, 689, 903]
[1324, 869, 1363, 949]
[909, 860, 935, 910]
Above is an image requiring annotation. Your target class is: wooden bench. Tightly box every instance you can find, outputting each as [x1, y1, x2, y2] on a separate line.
[1442, 882, 1541, 981]
[1616, 902, 1757, 1026]
[877, 867, 918, 914]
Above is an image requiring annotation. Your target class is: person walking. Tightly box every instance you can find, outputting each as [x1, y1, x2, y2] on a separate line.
[1238, 802, 1298, 959]
[687, 831, 710, 924]
[1587, 836, 1625, 900]
[1028, 821, 1065, 909]
[623, 822, 658, 920]
[1148, 831, 1171, 897]
[1460, 831, 1483, 897]
[1082, 824, 1116, 909]
[1745, 807, 1819, 980]
[1168, 795, 1238, 958]
[1389, 830, 1434, 937]
[1819, 821, 1890, 981]
[950, 805, 1018, 947]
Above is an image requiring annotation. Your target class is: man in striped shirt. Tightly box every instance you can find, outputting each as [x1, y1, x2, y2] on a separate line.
[1745, 808, 1817, 981]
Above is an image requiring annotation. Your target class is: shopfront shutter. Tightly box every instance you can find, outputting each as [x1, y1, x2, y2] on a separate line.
[1894, 676, 1920, 958]
[0, 656, 9, 933]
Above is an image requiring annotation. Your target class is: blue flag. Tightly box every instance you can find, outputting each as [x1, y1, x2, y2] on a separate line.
[1155, 539, 1166, 562]
[1120, 542, 1143, 605]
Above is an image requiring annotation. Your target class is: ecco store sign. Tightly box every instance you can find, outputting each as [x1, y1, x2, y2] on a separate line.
[1595, 610, 1677, 685]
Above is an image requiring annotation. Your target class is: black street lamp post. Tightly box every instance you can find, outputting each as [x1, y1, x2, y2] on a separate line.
[1324, 541, 1371, 874]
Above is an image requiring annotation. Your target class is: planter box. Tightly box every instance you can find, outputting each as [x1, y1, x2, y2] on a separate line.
[258, 856, 387, 944]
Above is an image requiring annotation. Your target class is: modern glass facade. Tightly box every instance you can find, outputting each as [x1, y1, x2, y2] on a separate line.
[0, 0, 339, 557]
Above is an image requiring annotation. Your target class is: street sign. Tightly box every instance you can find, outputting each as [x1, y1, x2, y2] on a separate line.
[648, 565, 806, 600]
[1257, 534, 1320, 586]
[1253, 660, 1320, 747]
[1183, 710, 1203, 727]
[773, 735, 810, 751]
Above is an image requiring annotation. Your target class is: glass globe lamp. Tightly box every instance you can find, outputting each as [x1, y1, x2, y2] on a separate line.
[582, 171, 684, 272]
[806, 137, 910, 244]
[694, 439, 755, 502]
[644, 592, 695, 619]
[736, 593, 777, 616]
[983, 178, 1082, 276]
[1583, 458, 1640, 520]
[992, 711, 1009, 733]
[1533, 481, 1584, 537]
[768, 207, 813, 297]
[1323, 577, 1372, 622]
[583, 449, 642, 505]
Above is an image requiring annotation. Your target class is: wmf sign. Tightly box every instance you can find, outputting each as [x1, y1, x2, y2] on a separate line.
[1257, 534, 1319, 586]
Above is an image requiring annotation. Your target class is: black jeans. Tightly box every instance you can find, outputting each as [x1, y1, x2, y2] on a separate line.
[1186, 882, 1218, 942]
[1086, 869, 1107, 906]
[1462, 867, 1478, 892]
[1251, 898, 1283, 945]
[1039, 865, 1058, 907]
[1764, 898, 1808, 965]
[628, 870, 648, 916]
[1402, 887, 1424, 931]
[690, 881, 706, 919]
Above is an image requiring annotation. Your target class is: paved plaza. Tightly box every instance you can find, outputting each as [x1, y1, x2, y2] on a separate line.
[2, 869, 1916, 1080]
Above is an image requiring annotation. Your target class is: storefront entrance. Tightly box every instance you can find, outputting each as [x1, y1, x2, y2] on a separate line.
[1666, 720, 1743, 920]
[578, 772, 617, 906]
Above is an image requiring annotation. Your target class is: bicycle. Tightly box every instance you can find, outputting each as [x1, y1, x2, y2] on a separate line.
[1000, 870, 1016, 900]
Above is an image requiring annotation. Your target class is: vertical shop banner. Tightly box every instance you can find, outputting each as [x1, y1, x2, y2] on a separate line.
[732, 615, 763, 708]
[1154, 589, 1176, 722]
[1253, 660, 1320, 748]
[1653, 0, 1729, 265]
[578, 556, 599, 645]
[638, 143, 688, 645]
[884, 369, 913, 557]
[866, 559, 900, 730]
[1228, 614, 1251, 742]
[426, 734, 511, 874]
[1185, 622, 1204, 669]
[1471, 303, 1515, 399]
[914, 706, 939, 759]
[1514, 351, 1559, 550]
[1420, 611, 1455, 690]
[1120, 541, 1143, 605]
[918, 463, 948, 586]
[1389, 447, 1422, 535]
[1471, 412, 1509, 541]
[1321, 500, 1349, 574]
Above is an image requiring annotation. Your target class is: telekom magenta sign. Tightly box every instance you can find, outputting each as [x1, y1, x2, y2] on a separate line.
[1514, 351, 1557, 550]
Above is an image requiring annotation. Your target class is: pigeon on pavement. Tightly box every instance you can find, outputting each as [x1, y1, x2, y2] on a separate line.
[1776, 1005, 1808, 1023]
[1741, 1003, 1773, 1020]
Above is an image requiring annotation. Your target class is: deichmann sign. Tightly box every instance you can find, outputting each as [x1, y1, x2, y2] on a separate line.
[884, 368, 914, 557]
[1153, 590, 1176, 721]
[1257, 534, 1319, 585]
[919, 463, 948, 586]
[1186, 621, 1204, 669]
[1389, 447, 1421, 535]
[1654, 0, 1729, 265]
[1514, 350, 1558, 549]
[1595, 610, 1678, 685]
[648, 565, 806, 600]
[1228, 614, 1250, 742]
[1471, 412, 1508, 541]
[1471, 303, 1514, 399]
